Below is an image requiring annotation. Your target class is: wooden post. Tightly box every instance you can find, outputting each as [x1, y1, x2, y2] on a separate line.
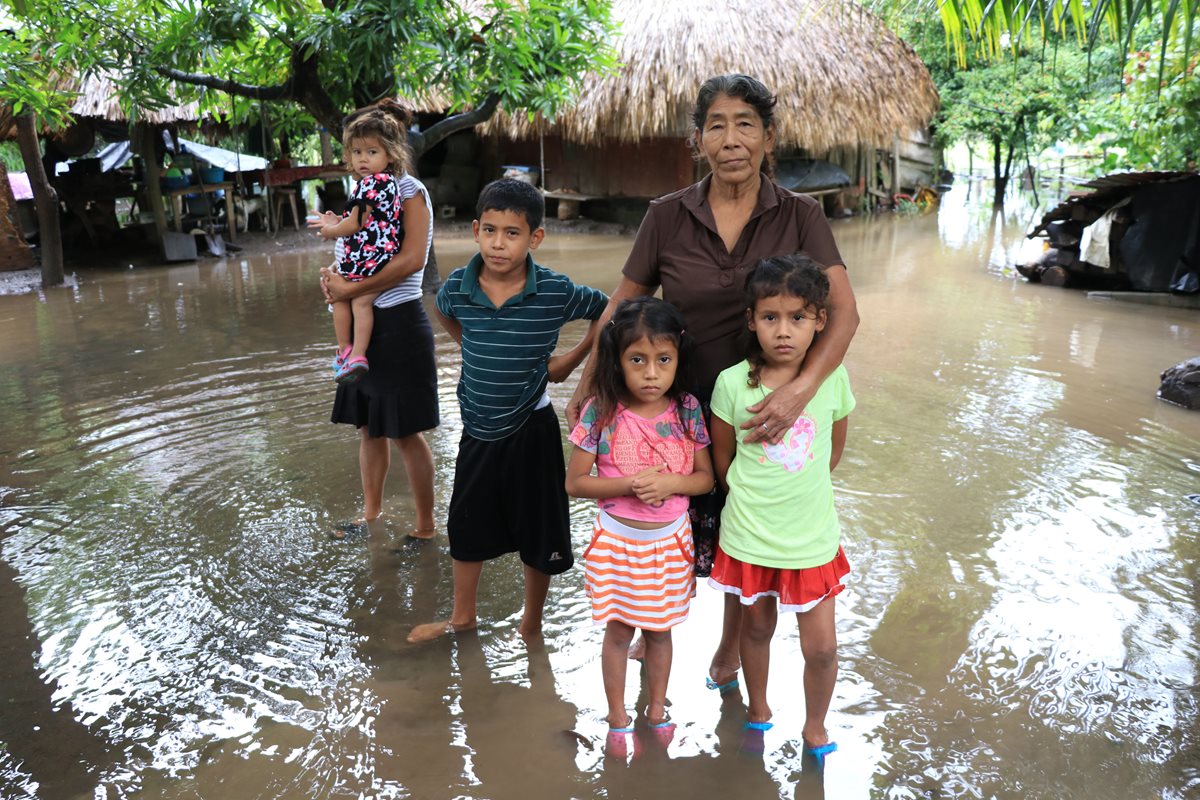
[891, 133, 901, 201]
[135, 123, 168, 245]
[14, 112, 64, 286]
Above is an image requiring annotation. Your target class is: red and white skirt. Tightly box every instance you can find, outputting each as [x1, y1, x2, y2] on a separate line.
[707, 545, 850, 613]
[583, 511, 695, 631]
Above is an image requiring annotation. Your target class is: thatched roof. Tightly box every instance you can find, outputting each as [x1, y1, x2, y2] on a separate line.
[0, 71, 200, 140]
[67, 72, 200, 125]
[481, 0, 939, 151]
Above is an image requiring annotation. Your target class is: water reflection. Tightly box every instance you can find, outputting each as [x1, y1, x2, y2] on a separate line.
[0, 187, 1198, 798]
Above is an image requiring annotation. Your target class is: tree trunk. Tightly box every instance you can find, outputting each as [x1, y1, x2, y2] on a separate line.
[991, 135, 1007, 209]
[15, 113, 64, 286]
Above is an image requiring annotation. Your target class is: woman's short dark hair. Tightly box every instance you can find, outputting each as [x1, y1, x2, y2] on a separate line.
[691, 74, 777, 133]
[690, 74, 778, 177]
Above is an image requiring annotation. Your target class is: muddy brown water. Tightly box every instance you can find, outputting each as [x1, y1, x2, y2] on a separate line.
[0, 184, 1197, 799]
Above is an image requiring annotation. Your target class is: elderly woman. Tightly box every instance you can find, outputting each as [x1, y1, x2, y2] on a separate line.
[568, 74, 859, 728]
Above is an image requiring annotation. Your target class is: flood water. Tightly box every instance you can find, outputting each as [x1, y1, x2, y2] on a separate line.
[1, 183, 1197, 799]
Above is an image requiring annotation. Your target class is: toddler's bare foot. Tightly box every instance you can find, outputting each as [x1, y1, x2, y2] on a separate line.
[407, 618, 475, 643]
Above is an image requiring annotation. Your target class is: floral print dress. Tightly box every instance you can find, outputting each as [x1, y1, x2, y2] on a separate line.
[339, 171, 404, 280]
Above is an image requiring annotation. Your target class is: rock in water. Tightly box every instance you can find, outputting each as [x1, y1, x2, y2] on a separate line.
[1158, 358, 1200, 409]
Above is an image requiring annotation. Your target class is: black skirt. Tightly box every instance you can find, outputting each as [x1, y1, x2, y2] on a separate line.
[330, 298, 440, 439]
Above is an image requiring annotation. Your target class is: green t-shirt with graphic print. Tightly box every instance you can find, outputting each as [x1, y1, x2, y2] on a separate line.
[711, 361, 855, 570]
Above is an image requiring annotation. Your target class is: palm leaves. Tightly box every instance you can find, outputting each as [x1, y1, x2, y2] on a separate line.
[872, 0, 1198, 79]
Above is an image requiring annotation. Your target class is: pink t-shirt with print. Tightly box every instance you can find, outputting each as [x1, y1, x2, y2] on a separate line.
[568, 394, 711, 523]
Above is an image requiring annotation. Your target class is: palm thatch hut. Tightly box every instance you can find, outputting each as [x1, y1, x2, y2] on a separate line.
[0, 72, 201, 147]
[2, 71, 205, 269]
[467, 0, 939, 212]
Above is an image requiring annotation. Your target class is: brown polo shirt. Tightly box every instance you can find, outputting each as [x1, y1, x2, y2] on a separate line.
[622, 174, 845, 389]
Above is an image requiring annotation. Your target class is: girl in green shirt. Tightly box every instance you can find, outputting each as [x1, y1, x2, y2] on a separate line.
[707, 254, 855, 767]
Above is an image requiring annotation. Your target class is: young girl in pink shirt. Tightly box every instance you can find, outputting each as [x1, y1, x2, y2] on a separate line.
[566, 297, 714, 752]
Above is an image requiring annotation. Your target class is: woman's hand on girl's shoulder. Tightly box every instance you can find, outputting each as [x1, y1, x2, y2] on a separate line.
[741, 378, 815, 445]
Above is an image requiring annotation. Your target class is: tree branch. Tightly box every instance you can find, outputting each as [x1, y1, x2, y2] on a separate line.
[156, 66, 293, 101]
[412, 93, 500, 157]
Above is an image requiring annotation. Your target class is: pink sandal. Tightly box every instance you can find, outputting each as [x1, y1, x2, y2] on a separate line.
[331, 345, 352, 375]
[336, 356, 369, 384]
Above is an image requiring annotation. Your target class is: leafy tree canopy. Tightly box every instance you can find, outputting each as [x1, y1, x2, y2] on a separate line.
[0, 0, 618, 151]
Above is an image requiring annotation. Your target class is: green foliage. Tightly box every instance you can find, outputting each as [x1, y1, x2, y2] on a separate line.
[0, 0, 617, 139]
[865, 0, 1198, 95]
[0, 142, 24, 172]
[1079, 30, 1200, 169]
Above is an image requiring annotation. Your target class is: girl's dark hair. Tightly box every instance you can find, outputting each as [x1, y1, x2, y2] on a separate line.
[690, 74, 778, 177]
[742, 253, 830, 388]
[341, 99, 414, 174]
[590, 296, 694, 432]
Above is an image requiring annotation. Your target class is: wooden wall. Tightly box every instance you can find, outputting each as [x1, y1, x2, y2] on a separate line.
[481, 135, 697, 199]
[0, 162, 34, 271]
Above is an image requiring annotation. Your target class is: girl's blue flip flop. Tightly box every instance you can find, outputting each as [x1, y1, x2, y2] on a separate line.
[803, 740, 838, 768]
[705, 675, 739, 693]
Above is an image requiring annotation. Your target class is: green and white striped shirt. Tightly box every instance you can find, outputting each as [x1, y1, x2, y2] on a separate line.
[436, 253, 608, 440]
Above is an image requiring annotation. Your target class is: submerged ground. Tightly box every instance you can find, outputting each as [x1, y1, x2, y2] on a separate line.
[0, 182, 1197, 799]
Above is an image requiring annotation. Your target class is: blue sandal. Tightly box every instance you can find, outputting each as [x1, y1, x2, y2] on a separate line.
[803, 740, 838, 768]
[705, 675, 740, 694]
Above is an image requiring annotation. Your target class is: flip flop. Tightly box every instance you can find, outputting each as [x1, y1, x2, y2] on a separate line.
[803, 740, 838, 769]
[740, 721, 772, 755]
[705, 675, 740, 694]
[336, 356, 369, 384]
[329, 519, 368, 540]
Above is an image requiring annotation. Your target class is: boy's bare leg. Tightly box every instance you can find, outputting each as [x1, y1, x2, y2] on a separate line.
[642, 629, 673, 724]
[332, 299, 353, 353]
[519, 564, 551, 639]
[796, 598, 838, 747]
[407, 558, 481, 643]
[349, 292, 380, 360]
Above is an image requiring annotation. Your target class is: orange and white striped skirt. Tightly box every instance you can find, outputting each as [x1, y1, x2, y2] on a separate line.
[582, 510, 695, 631]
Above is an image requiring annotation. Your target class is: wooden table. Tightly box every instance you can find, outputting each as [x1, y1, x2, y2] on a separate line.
[163, 181, 237, 241]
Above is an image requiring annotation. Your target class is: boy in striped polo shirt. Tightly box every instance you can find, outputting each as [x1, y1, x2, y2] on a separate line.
[408, 178, 608, 643]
